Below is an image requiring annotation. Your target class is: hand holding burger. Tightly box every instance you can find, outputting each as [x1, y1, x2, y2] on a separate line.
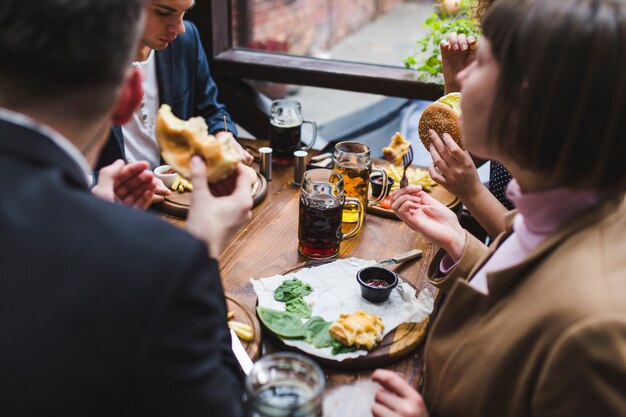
[418, 93, 463, 151]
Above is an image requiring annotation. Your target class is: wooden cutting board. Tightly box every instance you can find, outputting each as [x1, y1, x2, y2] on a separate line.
[157, 172, 268, 218]
[258, 260, 434, 370]
[226, 295, 262, 361]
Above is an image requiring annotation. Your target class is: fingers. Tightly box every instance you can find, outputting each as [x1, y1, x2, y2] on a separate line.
[429, 130, 453, 167]
[390, 192, 420, 214]
[190, 156, 211, 196]
[115, 161, 149, 185]
[133, 190, 154, 210]
[468, 35, 478, 50]
[448, 32, 459, 51]
[441, 133, 466, 162]
[371, 402, 397, 417]
[457, 33, 468, 51]
[428, 163, 446, 185]
[98, 159, 125, 185]
[389, 185, 422, 206]
[372, 370, 421, 402]
[241, 149, 254, 166]
[233, 164, 253, 196]
[115, 171, 154, 200]
[152, 177, 171, 196]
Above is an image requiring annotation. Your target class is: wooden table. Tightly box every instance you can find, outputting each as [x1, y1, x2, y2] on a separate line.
[159, 140, 441, 416]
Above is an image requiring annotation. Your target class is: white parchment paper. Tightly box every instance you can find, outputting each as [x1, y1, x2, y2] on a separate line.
[251, 257, 434, 361]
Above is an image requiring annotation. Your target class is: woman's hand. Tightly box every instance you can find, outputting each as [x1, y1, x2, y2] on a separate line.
[371, 369, 429, 417]
[428, 129, 482, 200]
[390, 185, 466, 261]
[441, 32, 477, 94]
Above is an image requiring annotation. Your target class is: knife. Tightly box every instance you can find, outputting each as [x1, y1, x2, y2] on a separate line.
[230, 329, 254, 375]
[377, 249, 423, 267]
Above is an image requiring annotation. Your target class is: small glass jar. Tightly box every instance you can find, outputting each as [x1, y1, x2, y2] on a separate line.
[245, 352, 324, 417]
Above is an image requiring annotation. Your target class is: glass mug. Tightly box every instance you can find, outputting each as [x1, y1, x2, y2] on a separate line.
[333, 142, 389, 223]
[298, 169, 363, 259]
[244, 352, 324, 417]
[269, 99, 317, 165]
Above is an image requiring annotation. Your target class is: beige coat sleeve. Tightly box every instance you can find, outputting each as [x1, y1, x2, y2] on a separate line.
[427, 230, 488, 294]
[532, 314, 626, 416]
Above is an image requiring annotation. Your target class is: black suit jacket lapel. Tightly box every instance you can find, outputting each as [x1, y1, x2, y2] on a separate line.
[111, 125, 124, 160]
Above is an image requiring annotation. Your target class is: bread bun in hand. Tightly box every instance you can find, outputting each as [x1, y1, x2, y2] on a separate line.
[418, 92, 463, 150]
[156, 104, 241, 183]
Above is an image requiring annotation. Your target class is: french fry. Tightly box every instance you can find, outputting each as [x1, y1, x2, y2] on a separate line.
[227, 311, 235, 320]
[171, 176, 180, 191]
[228, 321, 254, 341]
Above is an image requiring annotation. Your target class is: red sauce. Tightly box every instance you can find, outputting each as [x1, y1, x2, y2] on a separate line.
[163, 169, 176, 175]
[371, 176, 384, 185]
[365, 279, 390, 288]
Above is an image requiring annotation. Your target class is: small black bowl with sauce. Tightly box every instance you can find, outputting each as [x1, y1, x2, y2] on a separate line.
[357, 266, 399, 303]
[370, 173, 395, 200]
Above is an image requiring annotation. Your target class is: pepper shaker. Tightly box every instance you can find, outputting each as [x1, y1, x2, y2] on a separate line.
[259, 147, 272, 181]
[294, 150, 308, 185]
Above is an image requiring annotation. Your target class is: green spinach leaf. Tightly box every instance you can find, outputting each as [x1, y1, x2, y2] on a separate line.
[286, 297, 312, 319]
[304, 317, 334, 348]
[331, 340, 357, 355]
[256, 307, 306, 338]
[274, 278, 312, 302]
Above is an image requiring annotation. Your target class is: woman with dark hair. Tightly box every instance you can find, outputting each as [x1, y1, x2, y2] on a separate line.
[373, 0, 626, 416]
[434, 0, 514, 238]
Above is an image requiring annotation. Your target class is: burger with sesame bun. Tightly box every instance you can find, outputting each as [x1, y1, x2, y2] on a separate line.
[418, 93, 463, 150]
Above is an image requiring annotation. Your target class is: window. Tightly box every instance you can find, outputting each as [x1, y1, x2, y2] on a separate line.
[190, 0, 443, 100]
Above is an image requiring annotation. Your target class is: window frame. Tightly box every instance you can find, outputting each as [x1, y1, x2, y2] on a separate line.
[192, 0, 443, 100]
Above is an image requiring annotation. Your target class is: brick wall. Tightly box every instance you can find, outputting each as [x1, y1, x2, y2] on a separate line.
[235, 0, 416, 55]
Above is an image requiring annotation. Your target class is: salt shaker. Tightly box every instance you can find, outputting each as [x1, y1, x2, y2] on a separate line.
[259, 147, 272, 181]
[293, 150, 308, 185]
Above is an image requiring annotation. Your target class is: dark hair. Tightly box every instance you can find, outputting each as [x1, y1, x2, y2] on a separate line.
[0, 0, 145, 117]
[483, 0, 626, 193]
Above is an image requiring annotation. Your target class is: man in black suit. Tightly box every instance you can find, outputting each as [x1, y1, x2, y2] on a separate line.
[0, 1, 251, 416]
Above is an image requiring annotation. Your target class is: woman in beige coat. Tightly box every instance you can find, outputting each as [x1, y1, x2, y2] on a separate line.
[372, 0, 626, 416]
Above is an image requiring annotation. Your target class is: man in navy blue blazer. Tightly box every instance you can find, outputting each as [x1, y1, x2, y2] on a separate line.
[0, 0, 252, 415]
[97, 0, 253, 203]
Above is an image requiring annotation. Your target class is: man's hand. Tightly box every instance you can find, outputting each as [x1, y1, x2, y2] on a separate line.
[215, 131, 254, 166]
[186, 157, 253, 258]
[371, 369, 429, 417]
[390, 185, 466, 261]
[427, 129, 482, 200]
[92, 160, 160, 210]
[441, 32, 477, 94]
[151, 176, 172, 204]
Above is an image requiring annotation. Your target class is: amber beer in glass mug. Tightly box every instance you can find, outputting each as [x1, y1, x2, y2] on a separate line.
[333, 142, 388, 223]
[298, 169, 363, 259]
[269, 99, 317, 165]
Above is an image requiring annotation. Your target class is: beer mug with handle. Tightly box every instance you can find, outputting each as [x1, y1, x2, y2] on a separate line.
[333, 142, 388, 223]
[269, 99, 317, 165]
[298, 169, 363, 259]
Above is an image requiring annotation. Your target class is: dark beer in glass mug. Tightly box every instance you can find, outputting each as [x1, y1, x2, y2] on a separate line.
[269, 99, 317, 165]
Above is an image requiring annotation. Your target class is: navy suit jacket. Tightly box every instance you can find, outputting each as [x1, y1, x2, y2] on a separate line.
[0, 118, 243, 417]
[97, 21, 237, 169]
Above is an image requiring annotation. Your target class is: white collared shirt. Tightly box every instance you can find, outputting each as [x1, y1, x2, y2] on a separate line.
[0, 107, 92, 185]
[121, 49, 161, 169]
